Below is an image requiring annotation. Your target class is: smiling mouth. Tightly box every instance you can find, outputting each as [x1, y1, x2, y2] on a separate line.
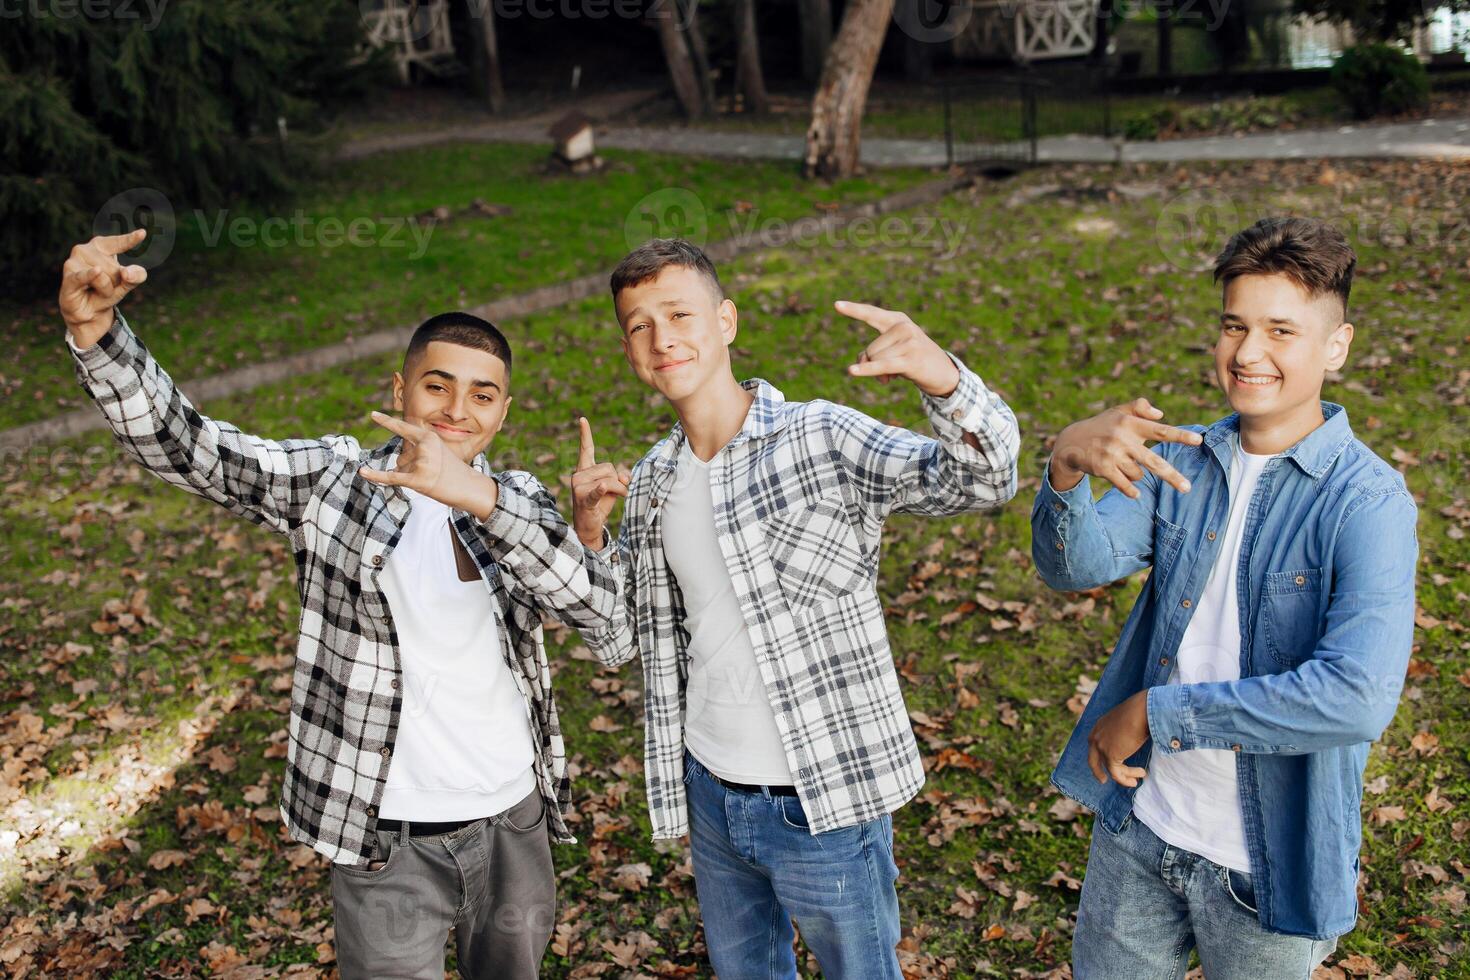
[1232, 371, 1279, 386]
[429, 422, 472, 435]
[655, 359, 692, 372]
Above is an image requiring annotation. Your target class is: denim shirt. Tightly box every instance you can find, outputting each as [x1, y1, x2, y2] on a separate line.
[1031, 403, 1418, 940]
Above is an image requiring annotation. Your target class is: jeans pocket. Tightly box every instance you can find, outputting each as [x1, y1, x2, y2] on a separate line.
[779, 795, 811, 832]
[1220, 866, 1259, 915]
[501, 792, 548, 833]
[335, 830, 404, 879]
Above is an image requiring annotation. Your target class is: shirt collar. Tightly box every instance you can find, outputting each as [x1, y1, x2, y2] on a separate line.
[652, 378, 790, 474]
[1201, 402, 1353, 480]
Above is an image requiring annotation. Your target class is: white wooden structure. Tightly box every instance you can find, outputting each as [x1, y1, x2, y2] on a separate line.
[958, 0, 1101, 64]
[360, 0, 458, 84]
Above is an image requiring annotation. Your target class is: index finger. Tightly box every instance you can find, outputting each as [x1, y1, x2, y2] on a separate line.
[833, 300, 907, 333]
[95, 229, 147, 256]
[370, 410, 427, 443]
[578, 417, 597, 470]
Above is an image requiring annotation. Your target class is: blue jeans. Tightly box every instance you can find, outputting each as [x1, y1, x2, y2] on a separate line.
[1074, 815, 1339, 979]
[684, 753, 902, 980]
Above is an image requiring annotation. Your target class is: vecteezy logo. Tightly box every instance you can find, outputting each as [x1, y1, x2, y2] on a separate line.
[1155, 188, 1240, 272]
[623, 188, 708, 250]
[892, 0, 973, 43]
[92, 187, 177, 269]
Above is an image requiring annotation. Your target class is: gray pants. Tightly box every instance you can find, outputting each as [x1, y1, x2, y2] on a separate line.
[331, 789, 556, 979]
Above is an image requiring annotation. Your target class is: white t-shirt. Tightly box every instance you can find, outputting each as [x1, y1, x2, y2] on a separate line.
[1133, 441, 1275, 873]
[377, 488, 538, 821]
[662, 440, 794, 785]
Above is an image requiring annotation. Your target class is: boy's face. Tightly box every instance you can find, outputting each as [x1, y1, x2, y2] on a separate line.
[391, 341, 512, 463]
[614, 265, 738, 404]
[1215, 273, 1353, 427]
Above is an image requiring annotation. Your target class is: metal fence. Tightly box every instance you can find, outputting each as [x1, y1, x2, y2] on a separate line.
[941, 69, 1113, 168]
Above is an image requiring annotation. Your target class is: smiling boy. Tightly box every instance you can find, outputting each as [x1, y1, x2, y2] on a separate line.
[59, 230, 616, 978]
[1031, 217, 1418, 977]
[569, 239, 1020, 978]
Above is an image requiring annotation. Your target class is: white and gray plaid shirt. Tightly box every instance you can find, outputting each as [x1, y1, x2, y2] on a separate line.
[586, 356, 1020, 838]
[70, 314, 617, 866]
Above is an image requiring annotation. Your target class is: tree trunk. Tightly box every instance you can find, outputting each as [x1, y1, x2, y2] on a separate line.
[471, 0, 505, 114]
[803, 0, 894, 179]
[681, 0, 718, 113]
[797, 0, 834, 83]
[733, 0, 770, 113]
[653, 2, 705, 118]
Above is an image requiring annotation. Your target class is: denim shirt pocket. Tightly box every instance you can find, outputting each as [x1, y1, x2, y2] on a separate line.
[1259, 567, 1325, 668]
[1150, 514, 1187, 584]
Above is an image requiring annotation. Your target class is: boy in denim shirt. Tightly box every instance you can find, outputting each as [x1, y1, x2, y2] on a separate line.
[1032, 217, 1417, 978]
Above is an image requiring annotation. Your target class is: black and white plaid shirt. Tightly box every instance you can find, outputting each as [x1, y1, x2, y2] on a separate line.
[585, 357, 1020, 838]
[70, 315, 616, 866]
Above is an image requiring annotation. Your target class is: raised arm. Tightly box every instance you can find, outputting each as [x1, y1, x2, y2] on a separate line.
[828, 300, 1021, 520]
[1031, 398, 1204, 592]
[61, 231, 342, 535]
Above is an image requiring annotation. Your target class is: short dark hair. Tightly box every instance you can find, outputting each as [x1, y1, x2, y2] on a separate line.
[1213, 217, 1356, 317]
[403, 312, 512, 375]
[610, 238, 723, 302]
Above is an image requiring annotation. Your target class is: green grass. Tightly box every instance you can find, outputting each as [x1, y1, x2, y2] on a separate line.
[0, 142, 932, 432]
[1, 158, 1466, 977]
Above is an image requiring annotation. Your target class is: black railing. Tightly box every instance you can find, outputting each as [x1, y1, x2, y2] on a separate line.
[941, 69, 1113, 168]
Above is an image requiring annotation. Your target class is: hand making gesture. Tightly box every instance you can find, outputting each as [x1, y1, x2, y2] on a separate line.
[60, 229, 149, 347]
[358, 411, 498, 519]
[835, 300, 960, 399]
[1049, 398, 1204, 499]
[570, 417, 630, 550]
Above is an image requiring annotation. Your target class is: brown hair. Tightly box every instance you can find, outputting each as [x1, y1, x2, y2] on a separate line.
[1213, 217, 1356, 316]
[610, 238, 724, 302]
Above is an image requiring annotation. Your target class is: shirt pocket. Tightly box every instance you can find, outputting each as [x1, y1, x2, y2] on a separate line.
[760, 493, 869, 610]
[1151, 514, 1187, 582]
[1259, 567, 1325, 668]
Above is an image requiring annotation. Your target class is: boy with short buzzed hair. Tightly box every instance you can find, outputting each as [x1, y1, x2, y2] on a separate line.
[60, 228, 615, 979]
[1032, 216, 1418, 978]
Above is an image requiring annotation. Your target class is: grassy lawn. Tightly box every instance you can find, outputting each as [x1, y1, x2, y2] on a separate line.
[1, 158, 1466, 977]
[0, 143, 932, 433]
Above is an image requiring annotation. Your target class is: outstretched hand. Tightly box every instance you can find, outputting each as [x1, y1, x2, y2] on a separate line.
[570, 417, 630, 550]
[835, 300, 960, 398]
[358, 411, 497, 519]
[1049, 398, 1204, 499]
[60, 229, 149, 348]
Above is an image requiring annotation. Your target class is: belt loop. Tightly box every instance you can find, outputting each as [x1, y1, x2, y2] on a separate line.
[399, 820, 411, 846]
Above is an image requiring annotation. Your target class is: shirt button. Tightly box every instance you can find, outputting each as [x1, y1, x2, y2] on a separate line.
[372, 554, 384, 566]
[366, 806, 377, 817]
[1053, 502, 1063, 513]
[390, 678, 400, 690]
[1232, 744, 1242, 753]
[1206, 531, 1216, 541]
[380, 747, 391, 759]
[382, 615, 391, 625]
[1294, 575, 1306, 586]
[1055, 540, 1064, 550]
[1181, 599, 1192, 609]
[651, 497, 661, 509]
[950, 409, 962, 421]
[1170, 738, 1181, 749]
[1159, 657, 1169, 666]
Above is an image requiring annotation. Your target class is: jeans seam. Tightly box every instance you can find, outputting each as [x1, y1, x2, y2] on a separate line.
[859, 819, 893, 974]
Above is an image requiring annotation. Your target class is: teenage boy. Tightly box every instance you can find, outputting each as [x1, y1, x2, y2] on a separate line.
[568, 238, 1021, 978]
[1032, 216, 1418, 978]
[59, 229, 618, 979]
